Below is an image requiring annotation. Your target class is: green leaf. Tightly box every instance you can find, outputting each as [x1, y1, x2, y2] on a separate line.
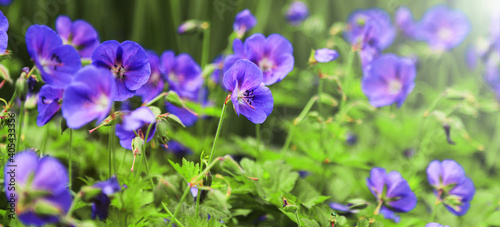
[302, 195, 330, 209]
[166, 114, 186, 128]
[168, 158, 200, 182]
[165, 91, 184, 108]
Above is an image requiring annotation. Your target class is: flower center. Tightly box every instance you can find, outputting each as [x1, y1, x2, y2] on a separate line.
[95, 93, 110, 111]
[258, 58, 274, 73]
[237, 89, 256, 109]
[438, 27, 453, 41]
[388, 80, 402, 94]
[112, 64, 126, 78]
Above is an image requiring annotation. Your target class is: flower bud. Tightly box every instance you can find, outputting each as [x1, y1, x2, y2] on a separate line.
[80, 186, 103, 202]
[153, 178, 178, 207]
[165, 91, 184, 108]
[32, 200, 64, 217]
[220, 155, 245, 176]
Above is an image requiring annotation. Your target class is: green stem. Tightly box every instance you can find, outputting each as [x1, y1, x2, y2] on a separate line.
[195, 188, 201, 217]
[281, 96, 318, 156]
[201, 24, 211, 68]
[162, 202, 185, 227]
[208, 101, 228, 164]
[66, 193, 81, 218]
[429, 201, 439, 222]
[145, 92, 168, 106]
[295, 210, 302, 227]
[170, 186, 191, 226]
[16, 102, 24, 152]
[108, 105, 115, 178]
[135, 120, 155, 181]
[69, 129, 73, 190]
[373, 200, 383, 215]
[142, 151, 155, 189]
[340, 50, 356, 109]
[256, 124, 261, 153]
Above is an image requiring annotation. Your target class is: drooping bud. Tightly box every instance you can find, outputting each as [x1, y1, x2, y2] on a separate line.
[220, 155, 245, 176]
[177, 20, 209, 34]
[443, 123, 455, 145]
[153, 178, 178, 207]
[165, 91, 184, 108]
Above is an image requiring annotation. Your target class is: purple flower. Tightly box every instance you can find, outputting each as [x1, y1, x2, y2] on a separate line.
[56, 15, 100, 58]
[314, 48, 339, 63]
[297, 170, 310, 178]
[90, 176, 121, 220]
[224, 34, 294, 85]
[161, 51, 203, 99]
[115, 106, 157, 150]
[412, 5, 470, 51]
[366, 167, 417, 223]
[4, 151, 71, 226]
[61, 65, 115, 129]
[92, 40, 151, 101]
[426, 223, 450, 227]
[233, 9, 257, 37]
[223, 59, 273, 124]
[285, 1, 309, 26]
[427, 160, 475, 216]
[37, 85, 63, 126]
[0, 0, 12, 6]
[0, 10, 8, 54]
[361, 54, 416, 108]
[329, 202, 351, 213]
[135, 50, 164, 102]
[345, 9, 396, 51]
[395, 7, 418, 39]
[164, 140, 193, 156]
[25, 25, 82, 88]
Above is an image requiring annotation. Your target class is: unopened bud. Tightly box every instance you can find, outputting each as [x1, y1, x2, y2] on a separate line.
[32, 200, 63, 217]
[166, 91, 184, 108]
[80, 186, 103, 202]
[220, 155, 245, 175]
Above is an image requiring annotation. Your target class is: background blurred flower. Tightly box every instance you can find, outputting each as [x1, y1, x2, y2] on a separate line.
[344, 8, 396, 51]
[3, 151, 71, 226]
[37, 84, 63, 126]
[115, 106, 157, 150]
[427, 160, 475, 216]
[314, 48, 339, 63]
[285, 1, 309, 26]
[223, 59, 273, 124]
[233, 9, 257, 37]
[62, 65, 115, 129]
[56, 15, 100, 58]
[361, 54, 416, 108]
[0, 10, 8, 54]
[92, 40, 150, 101]
[366, 167, 417, 223]
[224, 34, 294, 85]
[161, 51, 204, 126]
[410, 5, 470, 51]
[89, 176, 121, 220]
[135, 50, 164, 102]
[426, 223, 450, 227]
[395, 7, 416, 37]
[163, 140, 193, 156]
[25, 25, 82, 88]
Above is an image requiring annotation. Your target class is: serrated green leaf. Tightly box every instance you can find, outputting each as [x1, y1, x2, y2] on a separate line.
[168, 158, 200, 182]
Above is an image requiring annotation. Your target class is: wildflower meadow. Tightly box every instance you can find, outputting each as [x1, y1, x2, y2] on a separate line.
[0, 0, 500, 226]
